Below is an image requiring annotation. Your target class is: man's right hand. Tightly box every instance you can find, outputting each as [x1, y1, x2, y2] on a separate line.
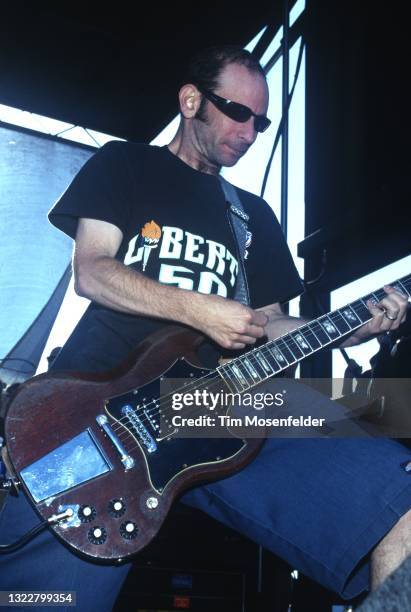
[187, 293, 268, 350]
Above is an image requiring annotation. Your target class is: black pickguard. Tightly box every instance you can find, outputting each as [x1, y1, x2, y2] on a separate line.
[105, 358, 244, 491]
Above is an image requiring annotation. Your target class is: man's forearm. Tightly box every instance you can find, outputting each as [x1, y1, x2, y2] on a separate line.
[73, 254, 269, 350]
[258, 304, 308, 341]
[74, 254, 201, 327]
[266, 315, 309, 340]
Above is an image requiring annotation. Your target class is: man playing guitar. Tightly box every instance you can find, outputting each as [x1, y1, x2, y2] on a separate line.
[1, 45, 409, 610]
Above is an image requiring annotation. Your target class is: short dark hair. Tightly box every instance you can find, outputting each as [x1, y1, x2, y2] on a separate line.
[182, 45, 266, 121]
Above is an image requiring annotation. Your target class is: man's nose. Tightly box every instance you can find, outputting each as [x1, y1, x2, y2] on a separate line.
[239, 117, 258, 145]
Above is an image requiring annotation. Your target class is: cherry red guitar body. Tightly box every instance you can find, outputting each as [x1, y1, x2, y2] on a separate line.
[5, 326, 263, 563]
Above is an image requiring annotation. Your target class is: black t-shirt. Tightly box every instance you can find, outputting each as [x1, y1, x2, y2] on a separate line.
[48, 141, 303, 372]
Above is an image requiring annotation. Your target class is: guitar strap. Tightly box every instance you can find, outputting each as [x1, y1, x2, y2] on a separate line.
[218, 175, 250, 307]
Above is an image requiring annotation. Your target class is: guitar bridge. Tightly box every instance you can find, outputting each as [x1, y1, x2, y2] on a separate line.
[96, 415, 135, 469]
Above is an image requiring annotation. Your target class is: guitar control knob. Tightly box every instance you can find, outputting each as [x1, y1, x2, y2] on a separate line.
[146, 496, 158, 509]
[88, 526, 107, 545]
[120, 521, 138, 540]
[108, 499, 126, 518]
[78, 505, 96, 523]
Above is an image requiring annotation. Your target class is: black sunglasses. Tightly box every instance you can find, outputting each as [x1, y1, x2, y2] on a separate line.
[197, 86, 271, 133]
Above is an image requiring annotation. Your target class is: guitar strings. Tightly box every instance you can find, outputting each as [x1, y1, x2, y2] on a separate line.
[110, 311, 365, 442]
[110, 280, 410, 445]
[110, 299, 376, 438]
[111, 298, 402, 446]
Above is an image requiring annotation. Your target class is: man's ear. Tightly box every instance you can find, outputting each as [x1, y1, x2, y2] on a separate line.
[178, 84, 201, 118]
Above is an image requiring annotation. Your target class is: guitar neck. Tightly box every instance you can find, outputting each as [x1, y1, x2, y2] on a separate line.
[217, 274, 411, 393]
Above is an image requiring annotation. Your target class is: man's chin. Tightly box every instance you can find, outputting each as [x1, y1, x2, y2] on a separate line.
[220, 157, 239, 168]
[220, 147, 244, 166]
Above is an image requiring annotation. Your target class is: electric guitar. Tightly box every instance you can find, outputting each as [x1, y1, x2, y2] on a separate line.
[5, 275, 410, 563]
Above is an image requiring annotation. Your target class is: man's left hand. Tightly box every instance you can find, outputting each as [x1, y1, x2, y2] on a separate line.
[341, 285, 409, 348]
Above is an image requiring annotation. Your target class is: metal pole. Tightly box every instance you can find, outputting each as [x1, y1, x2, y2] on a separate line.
[281, 0, 290, 239]
[257, 544, 263, 592]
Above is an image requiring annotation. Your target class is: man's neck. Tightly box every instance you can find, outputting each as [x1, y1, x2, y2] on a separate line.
[167, 135, 220, 176]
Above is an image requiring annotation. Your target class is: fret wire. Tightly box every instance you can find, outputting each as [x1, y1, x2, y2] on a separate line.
[230, 361, 251, 390]
[358, 298, 373, 318]
[308, 323, 323, 341]
[374, 288, 386, 300]
[351, 298, 368, 312]
[241, 356, 264, 384]
[337, 310, 352, 331]
[254, 349, 276, 375]
[306, 323, 324, 346]
[295, 329, 314, 352]
[336, 309, 352, 328]
[301, 326, 321, 349]
[396, 279, 410, 297]
[264, 349, 282, 372]
[240, 342, 283, 374]
[329, 310, 351, 333]
[358, 301, 372, 315]
[247, 352, 269, 379]
[273, 334, 305, 354]
[401, 276, 411, 292]
[277, 338, 298, 363]
[229, 312, 357, 390]
[264, 345, 282, 371]
[252, 328, 305, 355]
[311, 320, 332, 342]
[227, 347, 281, 392]
[323, 314, 341, 337]
[234, 359, 255, 386]
[323, 314, 339, 332]
[291, 329, 314, 353]
[266, 343, 289, 368]
[220, 367, 241, 393]
[329, 309, 350, 322]
[338, 306, 359, 328]
[291, 326, 313, 355]
[266, 341, 290, 365]
[274, 339, 294, 363]
[347, 304, 361, 323]
[285, 334, 305, 358]
[219, 364, 243, 393]
[360, 296, 373, 307]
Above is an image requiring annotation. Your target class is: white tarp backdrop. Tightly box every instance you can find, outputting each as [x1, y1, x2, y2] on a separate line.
[0, 125, 93, 381]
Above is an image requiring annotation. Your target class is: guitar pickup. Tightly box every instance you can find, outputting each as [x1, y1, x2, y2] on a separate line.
[121, 405, 157, 454]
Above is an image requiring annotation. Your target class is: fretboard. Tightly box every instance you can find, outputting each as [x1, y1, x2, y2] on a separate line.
[217, 274, 411, 393]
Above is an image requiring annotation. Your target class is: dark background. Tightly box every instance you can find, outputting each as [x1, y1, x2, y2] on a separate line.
[0, 0, 282, 142]
[1, 0, 409, 283]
